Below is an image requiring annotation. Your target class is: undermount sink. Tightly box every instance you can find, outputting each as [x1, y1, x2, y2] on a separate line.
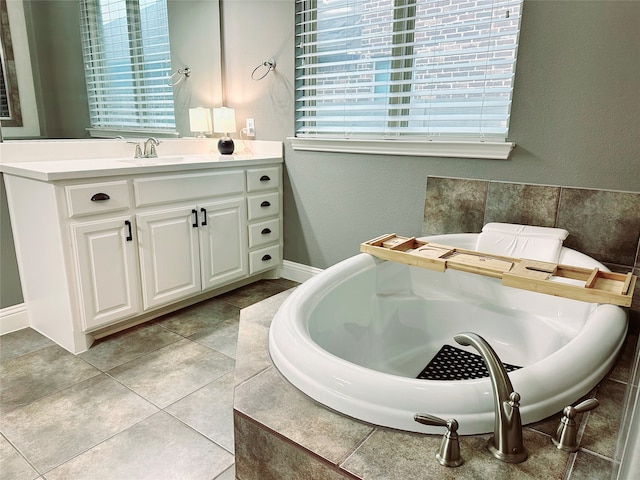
[119, 156, 184, 166]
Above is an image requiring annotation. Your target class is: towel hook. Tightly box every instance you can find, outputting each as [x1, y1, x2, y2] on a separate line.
[168, 67, 191, 86]
[251, 58, 276, 81]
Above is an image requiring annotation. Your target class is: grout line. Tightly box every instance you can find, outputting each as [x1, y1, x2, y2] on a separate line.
[574, 409, 592, 452]
[562, 451, 578, 480]
[338, 428, 377, 467]
[234, 363, 273, 390]
[0, 431, 43, 477]
[577, 447, 615, 462]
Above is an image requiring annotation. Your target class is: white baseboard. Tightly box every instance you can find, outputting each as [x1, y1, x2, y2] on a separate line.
[281, 260, 323, 283]
[0, 303, 29, 335]
[0, 264, 321, 337]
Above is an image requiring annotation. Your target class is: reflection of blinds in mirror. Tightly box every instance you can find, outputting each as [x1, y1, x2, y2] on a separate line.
[79, 0, 176, 132]
[1, 0, 22, 126]
[0, 60, 9, 119]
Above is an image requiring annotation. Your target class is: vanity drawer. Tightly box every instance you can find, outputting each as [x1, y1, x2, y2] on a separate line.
[246, 166, 280, 192]
[134, 170, 244, 207]
[248, 218, 280, 249]
[65, 181, 131, 218]
[249, 244, 281, 274]
[247, 192, 280, 221]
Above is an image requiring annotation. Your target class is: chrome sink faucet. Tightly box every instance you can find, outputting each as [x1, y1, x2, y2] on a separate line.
[127, 141, 143, 158]
[143, 137, 160, 158]
[454, 332, 528, 463]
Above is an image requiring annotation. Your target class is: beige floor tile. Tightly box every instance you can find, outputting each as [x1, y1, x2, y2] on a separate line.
[107, 339, 234, 408]
[0, 329, 54, 362]
[45, 412, 234, 480]
[80, 323, 182, 371]
[0, 433, 39, 480]
[1, 374, 158, 473]
[166, 372, 236, 452]
[0, 345, 99, 412]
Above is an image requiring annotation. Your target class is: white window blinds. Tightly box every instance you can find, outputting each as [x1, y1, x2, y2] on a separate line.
[79, 0, 176, 133]
[295, 0, 523, 141]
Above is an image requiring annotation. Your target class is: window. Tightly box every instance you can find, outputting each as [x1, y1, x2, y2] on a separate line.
[79, 0, 176, 135]
[294, 0, 524, 155]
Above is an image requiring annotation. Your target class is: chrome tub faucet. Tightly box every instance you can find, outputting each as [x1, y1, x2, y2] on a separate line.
[553, 398, 599, 452]
[414, 413, 463, 467]
[454, 332, 528, 463]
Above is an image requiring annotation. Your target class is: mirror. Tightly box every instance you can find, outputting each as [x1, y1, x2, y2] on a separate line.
[0, 0, 223, 141]
[1, 0, 23, 129]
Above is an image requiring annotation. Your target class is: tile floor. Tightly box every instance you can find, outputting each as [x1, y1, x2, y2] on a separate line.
[0, 278, 297, 480]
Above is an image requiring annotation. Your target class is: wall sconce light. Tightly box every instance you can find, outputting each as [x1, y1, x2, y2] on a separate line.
[188, 107, 212, 138]
[213, 107, 236, 155]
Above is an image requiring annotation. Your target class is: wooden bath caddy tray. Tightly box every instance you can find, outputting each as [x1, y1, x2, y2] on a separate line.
[360, 234, 637, 307]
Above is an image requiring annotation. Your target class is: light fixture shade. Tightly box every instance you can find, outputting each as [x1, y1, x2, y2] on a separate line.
[213, 107, 236, 134]
[188, 107, 212, 134]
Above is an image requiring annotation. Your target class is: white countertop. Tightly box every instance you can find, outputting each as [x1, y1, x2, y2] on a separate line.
[1, 153, 283, 181]
[0, 139, 283, 181]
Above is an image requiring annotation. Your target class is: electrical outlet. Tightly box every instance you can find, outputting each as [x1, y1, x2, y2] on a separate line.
[246, 118, 255, 137]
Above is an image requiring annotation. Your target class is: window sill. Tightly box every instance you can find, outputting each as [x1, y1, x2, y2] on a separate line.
[289, 137, 515, 160]
[88, 128, 180, 139]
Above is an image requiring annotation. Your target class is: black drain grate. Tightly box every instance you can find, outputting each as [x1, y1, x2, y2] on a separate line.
[417, 344, 521, 381]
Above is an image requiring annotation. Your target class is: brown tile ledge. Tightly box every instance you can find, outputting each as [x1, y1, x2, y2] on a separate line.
[233, 289, 633, 480]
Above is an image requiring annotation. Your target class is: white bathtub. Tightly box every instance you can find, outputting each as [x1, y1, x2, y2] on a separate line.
[268, 234, 628, 434]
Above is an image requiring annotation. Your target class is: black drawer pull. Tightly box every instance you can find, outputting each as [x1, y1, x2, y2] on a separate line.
[192, 209, 198, 227]
[260, 201, 271, 207]
[261, 228, 272, 235]
[201, 208, 207, 226]
[259, 175, 271, 182]
[124, 220, 133, 241]
[261, 254, 272, 262]
[91, 193, 110, 201]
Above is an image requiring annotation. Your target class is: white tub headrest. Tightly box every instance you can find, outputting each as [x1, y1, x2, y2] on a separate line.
[476, 223, 569, 263]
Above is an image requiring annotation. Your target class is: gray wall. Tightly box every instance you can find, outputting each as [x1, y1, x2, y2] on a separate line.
[2, 0, 639, 308]
[222, 0, 640, 268]
[0, 180, 22, 307]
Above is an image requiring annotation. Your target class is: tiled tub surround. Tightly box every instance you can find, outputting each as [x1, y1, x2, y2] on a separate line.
[234, 291, 639, 480]
[422, 177, 640, 322]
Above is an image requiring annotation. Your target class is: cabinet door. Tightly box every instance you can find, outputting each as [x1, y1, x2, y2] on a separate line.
[137, 207, 201, 309]
[199, 197, 248, 290]
[72, 216, 140, 330]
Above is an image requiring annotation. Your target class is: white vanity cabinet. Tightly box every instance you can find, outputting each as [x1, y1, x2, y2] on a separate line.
[71, 215, 141, 330]
[134, 170, 248, 309]
[137, 200, 249, 308]
[246, 166, 282, 274]
[66, 180, 141, 330]
[2, 156, 283, 354]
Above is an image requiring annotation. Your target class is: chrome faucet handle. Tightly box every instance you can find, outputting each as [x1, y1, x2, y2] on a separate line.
[552, 398, 599, 452]
[127, 141, 143, 158]
[414, 413, 463, 467]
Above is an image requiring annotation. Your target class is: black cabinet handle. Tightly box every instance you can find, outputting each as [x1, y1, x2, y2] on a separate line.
[262, 254, 272, 262]
[259, 175, 270, 182]
[260, 201, 271, 207]
[192, 209, 198, 227]
[124, 220, 133, 241]
[91, 193, 110, 201]
[261, 228, 272, 235]
[201, 208, 207, 226]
